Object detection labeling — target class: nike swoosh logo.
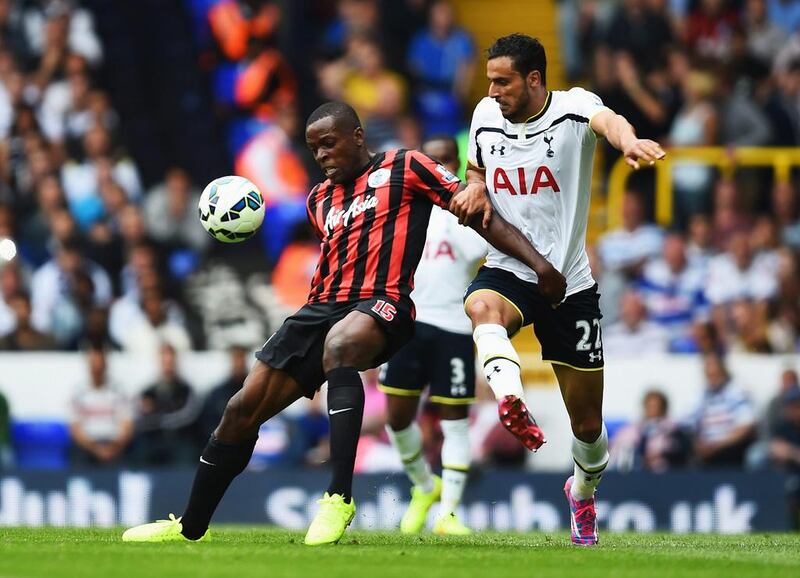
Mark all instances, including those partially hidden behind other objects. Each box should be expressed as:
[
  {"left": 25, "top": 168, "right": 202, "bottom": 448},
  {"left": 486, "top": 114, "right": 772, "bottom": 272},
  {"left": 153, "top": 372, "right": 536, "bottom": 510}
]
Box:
[
  {"left": 199, "top": 457, "right": 216, "bottom": 466},
  {"left": 328, "top": 407, "right": 354, "bottom": 415}
]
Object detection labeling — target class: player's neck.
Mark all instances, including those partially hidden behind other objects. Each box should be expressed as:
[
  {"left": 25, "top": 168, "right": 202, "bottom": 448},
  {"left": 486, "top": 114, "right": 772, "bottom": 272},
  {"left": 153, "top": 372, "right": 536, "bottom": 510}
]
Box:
[{"left": 511, "top": 89, "right": 550, "bottom": 125}]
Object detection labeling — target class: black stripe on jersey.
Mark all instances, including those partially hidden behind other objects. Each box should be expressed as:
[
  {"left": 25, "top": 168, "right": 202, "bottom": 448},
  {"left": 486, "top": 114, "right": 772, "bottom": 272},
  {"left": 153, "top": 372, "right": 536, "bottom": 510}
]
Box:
[
  {"left": 409, "top": 156, "right": 454, "bottom": 206},
  {"left": 475, "top": 134, "right": 484, "bottom": 168},
  {"left": 398, "top": 195, "right": 433, "bottom": 300},
  {"left": 347, "top": 152, "right": 385, "bottom": 301},
  {"left": 312, "top": 182, "right": 335, "bottom": 298},
  {"left": 373, "top": 149, "right": 407, "bottom": 296},
  {"left": 326, "top": 180, "right": 356, "bottom": 298},
  {"left": 475, "top": 113, "right": 589, "bottom": 141}
]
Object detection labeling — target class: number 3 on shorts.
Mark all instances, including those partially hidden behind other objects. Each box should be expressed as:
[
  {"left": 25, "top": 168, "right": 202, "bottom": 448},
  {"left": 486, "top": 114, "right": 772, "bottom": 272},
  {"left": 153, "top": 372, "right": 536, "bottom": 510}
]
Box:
[{"left": 575, "top": 318, "right": 602, "bottom": 351}]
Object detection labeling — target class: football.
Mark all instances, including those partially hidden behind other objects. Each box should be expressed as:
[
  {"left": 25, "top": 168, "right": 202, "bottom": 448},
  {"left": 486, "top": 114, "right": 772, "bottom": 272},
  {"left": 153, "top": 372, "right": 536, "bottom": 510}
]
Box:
[{"left": 198, "top": 175, "right": 265, "bottom": 243}]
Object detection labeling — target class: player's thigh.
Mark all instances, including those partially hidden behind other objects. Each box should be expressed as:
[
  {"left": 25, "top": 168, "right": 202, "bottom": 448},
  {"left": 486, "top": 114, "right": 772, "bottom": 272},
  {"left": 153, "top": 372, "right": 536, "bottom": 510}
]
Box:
[
  {"left": 428, "top": 327, "right": 476, "bottom": 407},
  {"left": 323, "top": 310, "right": 388, "bottom": 370},
  {"left": 216, "top": 360, "right": 305, "bottom": 442},
  {"left": 552, "top": 364, "right": 604, "bottom": 441},
  {"left": 464, "top": 267, "right": 535, "bottom": 335},
  {"left": 323, "top": 296, "right": 415, "bottom": 371},
  {"left": 532, "top": 284, "right": 605, "bottom": 372}
]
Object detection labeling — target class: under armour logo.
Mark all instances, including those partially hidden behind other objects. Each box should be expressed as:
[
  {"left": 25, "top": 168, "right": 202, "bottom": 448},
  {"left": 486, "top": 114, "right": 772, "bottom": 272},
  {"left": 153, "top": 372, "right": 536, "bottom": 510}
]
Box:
[
  {"left": 490, "top": 144, "right": 505, "bottom": 156},
  {"left": 589, "top": 351, "right": 603, "bottom": 363},
  {"left": 486, "top": 365, "right": 501, "bottom": 382},
  {"left": 544, "top": 135, "right": 554, "bottom": 158}
]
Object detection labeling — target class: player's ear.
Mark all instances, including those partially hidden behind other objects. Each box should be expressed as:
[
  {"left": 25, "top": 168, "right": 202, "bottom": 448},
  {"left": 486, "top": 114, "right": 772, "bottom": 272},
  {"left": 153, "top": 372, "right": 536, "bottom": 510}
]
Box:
[
  {"left": 353, "top": 126, "right": 365, "bottom": 147},
  {"left": 527, "top": 70, "right": 540, "bottom": 89}
]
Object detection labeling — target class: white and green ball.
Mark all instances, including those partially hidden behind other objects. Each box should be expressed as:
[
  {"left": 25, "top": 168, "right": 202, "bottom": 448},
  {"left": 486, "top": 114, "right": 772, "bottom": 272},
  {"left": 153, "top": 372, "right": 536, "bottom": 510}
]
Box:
[{"left": 198, "top": 175, "right": 265, "bottom": 243}]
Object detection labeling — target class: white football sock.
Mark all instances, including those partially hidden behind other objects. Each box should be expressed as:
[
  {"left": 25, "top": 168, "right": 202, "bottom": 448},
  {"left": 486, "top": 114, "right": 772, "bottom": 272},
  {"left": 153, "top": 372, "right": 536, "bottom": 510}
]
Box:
[
  {"left": 386, "top": 423, "right": 434, "bottom": 493},
  {"left": 570, "top": 423, "right": 609, "bottom": 501},
  {"left": 440, "top": 418, "right": 470, "bottom": 515},
  {"left": 473, "top": 324, "right": 525, "bottom": 401}
]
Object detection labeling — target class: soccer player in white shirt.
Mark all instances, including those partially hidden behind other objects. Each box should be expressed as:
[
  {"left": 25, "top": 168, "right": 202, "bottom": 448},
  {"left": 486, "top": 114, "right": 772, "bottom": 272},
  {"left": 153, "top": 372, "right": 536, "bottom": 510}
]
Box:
[
  {"left": 380, "top": 136, "right": 487, "bottom": 536},
  {"left": 450, "top": 34, "right": 666, "bottom": 546}
]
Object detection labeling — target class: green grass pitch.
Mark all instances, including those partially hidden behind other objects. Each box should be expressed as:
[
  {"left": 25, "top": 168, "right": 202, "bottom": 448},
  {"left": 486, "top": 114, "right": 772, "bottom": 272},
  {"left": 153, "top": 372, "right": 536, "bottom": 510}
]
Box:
[{"left": 1, "top": 528, "right": 798, "bottom": 578}]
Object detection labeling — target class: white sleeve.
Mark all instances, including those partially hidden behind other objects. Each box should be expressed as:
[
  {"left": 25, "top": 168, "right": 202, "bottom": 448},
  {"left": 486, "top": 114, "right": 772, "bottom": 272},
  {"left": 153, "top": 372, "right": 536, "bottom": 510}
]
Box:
[
  {"left": 567, "top": 87, "right": 609, "bottom": 123},
  {"left": 467, "top": 98, "right": 493, "bottom": 169}
]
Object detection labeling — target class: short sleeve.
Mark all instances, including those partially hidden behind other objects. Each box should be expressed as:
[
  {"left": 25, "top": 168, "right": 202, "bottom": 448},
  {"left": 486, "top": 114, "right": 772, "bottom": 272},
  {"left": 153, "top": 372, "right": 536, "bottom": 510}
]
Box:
[
  {"left": 467, "top": 98, "right": 494, "bottom": 170},
  {"left": 406, "top": 150, "right": 461, "bottom": 209},
  {"left": 568, "top": 87, "right": 609, "bottom": 123}
]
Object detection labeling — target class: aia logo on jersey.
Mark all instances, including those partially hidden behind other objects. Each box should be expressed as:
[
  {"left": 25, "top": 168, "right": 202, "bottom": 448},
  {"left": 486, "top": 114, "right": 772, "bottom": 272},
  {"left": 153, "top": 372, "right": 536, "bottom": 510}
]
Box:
[
  {"left": 493, "top": 166, "right": 561, "bottom": 196},
  {"left": 324, "top": 194, "right": 379, "bottom": 234}
]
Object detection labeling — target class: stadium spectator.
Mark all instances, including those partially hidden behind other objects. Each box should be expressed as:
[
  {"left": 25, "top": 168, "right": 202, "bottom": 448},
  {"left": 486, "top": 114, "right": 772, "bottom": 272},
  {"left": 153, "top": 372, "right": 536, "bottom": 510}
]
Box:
[
  {"left": 0, "top": 387, "right": 11, "bottom": 469},
  {"left": 135, "top": 343, "right": 201, "bottom": 465},
  {"left": 340, "top": 34, "right": 407, "bottom": 150},
  {"left": 0, "top": 259, "right": 23, "bottom": 336},
  {"left": 667, "top": 68, "right": 718, "bottom": 227},
  {"left": 69, "top": 346, "right": 133, "bottom": 465},
  {"left": 61, "top": 124, "right": 142, "bottom": 230},
  {"left": 110, "top": 278, "right": 191, "bottom": 354},
  {"left": 744, "top": 0, "right": 787, "bottom": 66},
  {"left": 637, "top": 233, "right": 708, "bottom": 351},
  {"left": 766, "top": 0, "right": 800, "bottom": 36},
  {"left": 598, "top": 189, "right": 664, "bottom": 275},
  {"left": 764, "top": 369, "right": 800, "bottom": 439},
  {"left": 705, "top": 231, "right": 778, "bottom": 348},
  {"left": 769, "top": 384, "right": 800, "bottom": 529},
  {"left": 603, "top": 289, "right": 671, "bottom": 356},
  {"left": 30, "top": 239, "right": 111, "bottom": 340},
  {"left": 0, "top": 292, "right": 56, "bottom": 350},
  {"left": 321, "top": 0, "right": 380, "bottom": 54},
  {"left": 199, "top": 345, "right": 250, "bottom": 440},
  {"left": 689, "top": 352, "right": 757, "bottom": 468},
  {"left": 610, "top": 389, "right": 691, "bottom": 472},
  {"left": 685, "top": 0, "right": 740, "bottom": 60},
  {"left": 772, "top": 181, "right": 800, "bottom": 250},
  {"left": 143, "top": 167, "right": 208, "bottom": 253},
  {"left": 684, "top": 213, "right": 715, "bottom": 267},
  {"left": 406, "top": 0, "right": 476, "bottom": 136},
  {"left": 603, "top": 0, "right": 675, "bottom": 74}
]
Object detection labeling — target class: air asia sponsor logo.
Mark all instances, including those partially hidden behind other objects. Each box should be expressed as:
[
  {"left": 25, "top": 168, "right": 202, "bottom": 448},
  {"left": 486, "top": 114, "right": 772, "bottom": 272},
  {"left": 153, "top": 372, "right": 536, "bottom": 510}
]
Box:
[
  {"left": 493, "top": 166, "right": 560, "bottom": 196},
  {"left": 324, "top": 195, "right": 379, "bottom": 234}
]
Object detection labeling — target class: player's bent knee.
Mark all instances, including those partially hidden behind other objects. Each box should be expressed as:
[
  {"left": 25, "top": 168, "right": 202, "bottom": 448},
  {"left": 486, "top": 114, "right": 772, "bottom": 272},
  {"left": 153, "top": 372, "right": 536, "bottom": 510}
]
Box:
[
  {"left": 465, "top": 296, "right": 505, "bottom": 326},
  {"left": 572, "top": 416, "right": 603, "bottom": 443},
  {"left": 323, "top": 332, "right": 369, "bottom": 371}
]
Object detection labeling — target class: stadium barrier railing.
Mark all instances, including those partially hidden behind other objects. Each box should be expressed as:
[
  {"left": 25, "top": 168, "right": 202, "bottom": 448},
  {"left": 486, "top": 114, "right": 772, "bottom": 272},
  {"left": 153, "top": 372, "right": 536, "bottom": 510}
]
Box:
[{"left": 606, "top": 147, "right": 800, "bottom": 229}]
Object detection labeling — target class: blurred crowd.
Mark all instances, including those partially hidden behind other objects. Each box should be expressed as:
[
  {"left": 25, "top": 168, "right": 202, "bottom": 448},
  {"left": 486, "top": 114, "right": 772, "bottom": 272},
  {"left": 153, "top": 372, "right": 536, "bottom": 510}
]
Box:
[{"left": 0, "top": 1, "right": 799, "bottom": 525}]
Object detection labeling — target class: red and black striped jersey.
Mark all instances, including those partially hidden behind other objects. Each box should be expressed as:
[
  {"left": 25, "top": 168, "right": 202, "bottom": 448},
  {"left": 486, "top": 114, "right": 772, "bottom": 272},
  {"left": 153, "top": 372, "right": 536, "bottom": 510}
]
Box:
[{"left": 305, "top": 149, "right": 460, "bottom": 305}]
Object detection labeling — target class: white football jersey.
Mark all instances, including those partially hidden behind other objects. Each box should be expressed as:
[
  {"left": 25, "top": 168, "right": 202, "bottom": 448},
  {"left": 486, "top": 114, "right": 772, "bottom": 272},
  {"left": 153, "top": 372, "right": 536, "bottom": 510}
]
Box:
[
  {"left": 411, "top": 206, "right": 487, "bottom": 334},
  {"left": 468, "top": 88, "right": 608, "bottom": 297}
]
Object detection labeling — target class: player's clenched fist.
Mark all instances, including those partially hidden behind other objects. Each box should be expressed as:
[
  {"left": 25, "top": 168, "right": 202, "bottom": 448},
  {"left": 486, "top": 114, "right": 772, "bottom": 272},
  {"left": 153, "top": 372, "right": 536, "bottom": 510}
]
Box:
[
  {"left": 535, "top": 261, "right": 567, "bottom": 306},
  {"left": 449, "top": 183, "right": 493, "bottom": 228}
]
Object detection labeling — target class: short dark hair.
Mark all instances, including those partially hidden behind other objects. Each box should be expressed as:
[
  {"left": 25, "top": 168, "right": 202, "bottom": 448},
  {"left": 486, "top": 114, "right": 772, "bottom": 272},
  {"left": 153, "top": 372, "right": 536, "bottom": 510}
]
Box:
[
  {"left": 422, "top": 133, "right": 458, "bottom": 151},
  {"left": 306, "top": 101, "right": 362, "bottom": 132},
  {"left": 487, "top": 33, "right": 547, "bottom": 85}
]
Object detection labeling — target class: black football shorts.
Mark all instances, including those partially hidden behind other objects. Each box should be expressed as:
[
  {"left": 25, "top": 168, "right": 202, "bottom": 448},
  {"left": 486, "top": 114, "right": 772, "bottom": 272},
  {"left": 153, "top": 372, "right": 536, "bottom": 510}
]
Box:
[
  {"left": 256, "top": 296, "right": 414, "bottom": 396},
  {"left": 379, "top": 321, "right": 476, "bottom": 405},
  {"left": 464, "top": 266, "right": 604, "bottom": 371}
]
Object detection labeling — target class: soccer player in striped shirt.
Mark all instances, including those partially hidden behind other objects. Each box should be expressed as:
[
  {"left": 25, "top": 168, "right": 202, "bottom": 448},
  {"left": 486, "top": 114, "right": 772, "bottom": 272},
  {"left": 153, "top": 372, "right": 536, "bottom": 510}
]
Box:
[{"left": 122, "top": 101, "right": 566, "bottom": 546}]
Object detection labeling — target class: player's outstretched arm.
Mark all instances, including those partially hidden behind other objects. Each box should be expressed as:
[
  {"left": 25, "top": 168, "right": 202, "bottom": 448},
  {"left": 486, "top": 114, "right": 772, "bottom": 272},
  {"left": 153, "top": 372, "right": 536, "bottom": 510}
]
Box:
[
  {"left": 590, "top": 109, "right": 666, "bottom": 170},
  {"left": 469, "top": 211, "right": 566, "bottom": 306}
]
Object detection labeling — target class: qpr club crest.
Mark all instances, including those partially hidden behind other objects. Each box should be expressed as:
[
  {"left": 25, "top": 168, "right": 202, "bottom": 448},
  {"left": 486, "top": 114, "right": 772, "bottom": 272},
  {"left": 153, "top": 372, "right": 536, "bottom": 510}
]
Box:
[{"left": 368, "top": 168, "right": 391, "bottom": 187}]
